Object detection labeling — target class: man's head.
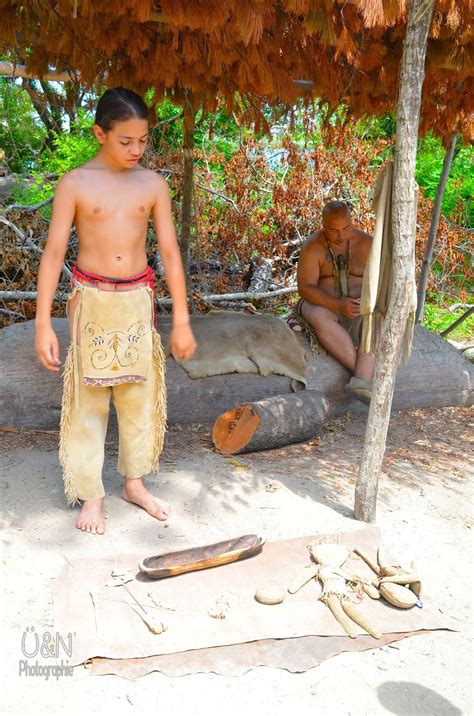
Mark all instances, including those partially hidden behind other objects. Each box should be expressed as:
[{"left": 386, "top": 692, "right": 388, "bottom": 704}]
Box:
[{"left": 322, "top": 201, "right": 352, "bottom": 246}]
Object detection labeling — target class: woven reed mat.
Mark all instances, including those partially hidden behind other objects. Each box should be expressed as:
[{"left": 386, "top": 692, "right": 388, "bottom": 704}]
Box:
[{"left": 53, "top": 527, "right": 453, "bottom": 676}]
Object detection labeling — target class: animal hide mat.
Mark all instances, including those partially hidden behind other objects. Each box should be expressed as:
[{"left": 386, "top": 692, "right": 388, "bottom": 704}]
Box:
[{"left": 53, "top": 527, "right": 453, "bottom": 678}]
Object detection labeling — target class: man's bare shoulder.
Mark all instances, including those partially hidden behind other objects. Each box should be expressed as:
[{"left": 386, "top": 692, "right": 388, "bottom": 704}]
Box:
[
  {"left": 300, "top": 229, "right": 326, "bottom": 256},
  {"left": 352, "top": 227, "right": 372, "bottom": 245}
]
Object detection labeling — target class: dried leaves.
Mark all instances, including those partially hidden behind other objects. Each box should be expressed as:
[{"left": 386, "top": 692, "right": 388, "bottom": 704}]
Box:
[
  {"left": 0, "top": 119, "right": 470, "bottom": 327},
  {"left": 0, "top": 0, "right": 472, "bottom": 139}
]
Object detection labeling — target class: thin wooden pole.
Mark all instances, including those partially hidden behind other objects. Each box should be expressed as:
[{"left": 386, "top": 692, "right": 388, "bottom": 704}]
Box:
[
  {"left": 0, "top": 61, "right": 71, "bottom": 82},
  {"left": 180, "top": 98, "right": 195, "bottom": 280},
  {"left": 416, "top": 132, "right": 457, "bottom": 323},
  {"left": 354, "top": 0, "right": 435, "bottom": 523},
  {"left": 439, "top": 306, "right": 474, "bottom": 337}
]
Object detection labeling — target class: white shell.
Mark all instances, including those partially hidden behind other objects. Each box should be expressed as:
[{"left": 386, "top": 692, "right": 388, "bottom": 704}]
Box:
[{"left": 255, "top": 586, "right": 286, "bottom": 605}]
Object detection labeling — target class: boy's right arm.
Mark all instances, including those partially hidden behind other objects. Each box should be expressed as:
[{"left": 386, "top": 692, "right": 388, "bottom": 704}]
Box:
[{"left": 35, "top": 174, "right": 77, "bottom": 371}]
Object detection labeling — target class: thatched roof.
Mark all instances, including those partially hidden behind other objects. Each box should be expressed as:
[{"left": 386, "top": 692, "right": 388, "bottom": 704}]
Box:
[{"left": 1, "top": 1, "right": 472, "bottom": 140}]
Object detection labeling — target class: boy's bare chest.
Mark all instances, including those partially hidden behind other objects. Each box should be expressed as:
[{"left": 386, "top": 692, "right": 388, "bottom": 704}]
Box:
[{"left": 76, "top": 182, "right": 153, "bottom": 222}]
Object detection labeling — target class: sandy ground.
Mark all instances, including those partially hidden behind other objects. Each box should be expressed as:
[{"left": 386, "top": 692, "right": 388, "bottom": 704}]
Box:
[{"left": 1, "top": 406, "right": 472, "bottom": 715}]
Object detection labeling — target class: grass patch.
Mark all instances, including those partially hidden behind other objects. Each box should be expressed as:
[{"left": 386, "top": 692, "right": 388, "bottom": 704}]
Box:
[{"left": 422, "top": 303, "right": 473, "bottom": 342}]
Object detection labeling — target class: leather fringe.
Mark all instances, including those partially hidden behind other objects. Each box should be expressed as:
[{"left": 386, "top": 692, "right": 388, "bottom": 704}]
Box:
[
  {"left": 150, "top": 328, "right": 167, "bottom": 472},
  {"left": 58, "top": 345, "right": 79, "bottom": 506}
]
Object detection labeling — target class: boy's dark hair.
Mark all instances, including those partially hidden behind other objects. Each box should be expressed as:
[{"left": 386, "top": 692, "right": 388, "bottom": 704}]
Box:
[{"left": 95, "top": 87, "right": 148, "bottom": 131}]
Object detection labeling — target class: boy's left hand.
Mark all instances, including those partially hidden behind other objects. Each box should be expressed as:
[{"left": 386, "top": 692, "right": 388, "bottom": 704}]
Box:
[{"left": 170, "top": 323, "right": 197, "bottom": 361}]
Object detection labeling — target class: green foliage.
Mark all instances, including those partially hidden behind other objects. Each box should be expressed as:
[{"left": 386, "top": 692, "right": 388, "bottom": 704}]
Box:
[
  {"left": 12, "top": 176, "right": 55, "bottom": 218},
  {"left": 12, "top": 112, "right": 97, "bottom": 216},
  {"left": 197, "top": 108, "right": 241, "bottom": 159},
  {"left": 358, "top": 113, "right": 396, "bottom": 140},
  {"left": 353, "top": 117, "right": 472, "bottom": 228},
  {"left": 422, "top": 302, "right": 473, "bottom": 342},
  {"left": 151, "top": 97, "right": 184, "bottom": 148},
  {"left": 38, "top": 111, "right": 97, "bottom": 174},
  {"left": 150, "top": 98, "right": 242, "bottom": 173},
  {"left": 416, "top": 133, "right": 473, "bottom": 228},
  {"left": 0, "top": 78, "right": 46, "bottom": 173}
]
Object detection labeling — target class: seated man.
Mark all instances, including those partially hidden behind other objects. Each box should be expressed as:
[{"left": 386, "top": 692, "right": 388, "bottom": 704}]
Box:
[{"left": 295, "top": 200, "right": 375, "bottom": 402}]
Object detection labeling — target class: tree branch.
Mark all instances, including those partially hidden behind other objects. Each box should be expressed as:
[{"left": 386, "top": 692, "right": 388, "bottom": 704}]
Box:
[
  {"left": 4, "top": 198, "right": 53, "bottom": 213},
  {"left": 439, "top": 307, "right": 474, "bottom": 337},
  {"left": 0, "top": 286, "right": 298, "bottom": 304},
  {"left": 0, "top": 61, "right": 72, "bottom": 83},
  {"left": 354, "top": 0, "right": 436, "bottom": 523},
  {"left": 0, "top": 216, "right": 72, "bottom": 278}
]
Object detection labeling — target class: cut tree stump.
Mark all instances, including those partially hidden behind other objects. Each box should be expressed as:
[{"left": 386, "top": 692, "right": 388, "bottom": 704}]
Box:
[{"left": 212, "top": 391, "right": 329, "bottom": 455}]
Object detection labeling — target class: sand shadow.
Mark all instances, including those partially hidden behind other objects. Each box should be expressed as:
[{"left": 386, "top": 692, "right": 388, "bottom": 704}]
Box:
[{"left": 377, "top": 680, "right": 462, "bottom": 715}]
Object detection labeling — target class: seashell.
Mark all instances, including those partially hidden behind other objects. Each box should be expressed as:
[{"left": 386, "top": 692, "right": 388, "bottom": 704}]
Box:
[
  {"left": 255, "top": 586, "right": 286, "bottom": 605},
  {"left": 379, "top": 582, "right": 418, "bottom": 609}
]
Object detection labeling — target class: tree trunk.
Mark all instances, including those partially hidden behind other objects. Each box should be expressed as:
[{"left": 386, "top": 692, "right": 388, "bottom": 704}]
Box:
[
  {"left": 354, "top": 0, "right": 435, "bottom": 523},
  {"left": 23, "top": 79, "right": 63, "bottom": 148},
  {"left": 180, "top": 99, "right": 195, "bottom": 280},
  {"left": 1, "top": 319, "right": 472, "bottom": 430},
  {"left": 212, "top": 391, "right": 328, "bottom": 455},
  {"left": 416, "top": 132, "right": 457, "bottom": 323}
]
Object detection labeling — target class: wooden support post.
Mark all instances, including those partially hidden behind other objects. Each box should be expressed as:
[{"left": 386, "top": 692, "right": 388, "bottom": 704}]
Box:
[
  {"left": 180, "top": 97, "right": 195, "bottom": 280},
  {"left": 354, "top": 0, "right": 436, "bottom": 523},
  {"left": 416, "top": 132, "right": 457, "bottom": 323}
]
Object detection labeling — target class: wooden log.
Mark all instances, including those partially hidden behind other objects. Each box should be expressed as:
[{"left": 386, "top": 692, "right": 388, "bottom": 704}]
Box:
[
  {"left": 0, "top": 318, "right": 296, "bottom": 429},
  {"left": 212, "top": 391, "right": 329, "bottom": 455},
  {"left": 0, "top": 319, "right": 472, "bottom": 429}
]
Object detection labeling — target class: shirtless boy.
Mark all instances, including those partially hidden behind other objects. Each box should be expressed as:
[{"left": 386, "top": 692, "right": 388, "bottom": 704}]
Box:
[
  {"left": 296, "top": 200, "right": 375, "bottom": 399},
  {"left": 35, "top": 87, "right": 196, "bottom": 534}
]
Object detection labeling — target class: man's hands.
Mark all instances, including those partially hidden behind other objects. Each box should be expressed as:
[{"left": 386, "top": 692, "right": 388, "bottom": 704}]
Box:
[
  {"left": 170, "top": 323, "right": 197, "bottom": 361},
  {"left": 35, "top": 323, "right": 61, "bottom": 371},
  {"left": 338, "top": 297, "right": 361, "bottom": 319}
]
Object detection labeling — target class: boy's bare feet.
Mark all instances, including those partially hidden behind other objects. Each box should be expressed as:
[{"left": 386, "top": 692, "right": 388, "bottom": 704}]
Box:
[
  {"left": 123, "top": 478, "right": 170, "bottom": 521},
  {"left": 76, "top": 498, "right": 105, "bottom": 534}
]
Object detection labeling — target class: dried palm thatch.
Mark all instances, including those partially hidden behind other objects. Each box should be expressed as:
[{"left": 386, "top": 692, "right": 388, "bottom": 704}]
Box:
[{"left": 0, "top": 1, "right": 472, "bottom": 139}]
